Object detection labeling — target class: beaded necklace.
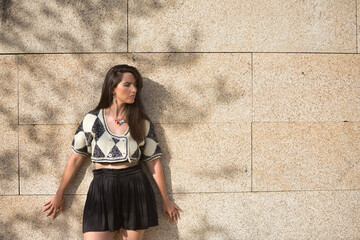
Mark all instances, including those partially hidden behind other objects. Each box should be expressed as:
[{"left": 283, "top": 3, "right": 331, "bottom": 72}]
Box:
[{"left": 110, "top": 107, "right": 126, "bottom": 126}]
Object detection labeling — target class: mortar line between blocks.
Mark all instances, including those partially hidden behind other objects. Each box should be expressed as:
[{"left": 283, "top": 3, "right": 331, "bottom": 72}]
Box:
[
  {"left": 4, "top": 188, "right": 360, "bottom": 197},
  {"left": 251, "top": 53, "right": 254, "bottom": 123},
  {"left": 251, "top": 122, "right": 253, "bottom": 192},
  {"left": 17, "top": 56, "right": 20, "bottom": 195},
  {"left": 250, "top": 53, "right": 254, "bottom": 192},
  {"left": 19, "top": 121, "right": 360, "bottom": 126},
  {"left": 356, "top": 0, "right": 358, "bottom": 53},
  {"left": 0, "top": 51, "right": 359, "bottom": 55},
  {"left": 127, "top": 0, "right": 129, "bottom": 53}
]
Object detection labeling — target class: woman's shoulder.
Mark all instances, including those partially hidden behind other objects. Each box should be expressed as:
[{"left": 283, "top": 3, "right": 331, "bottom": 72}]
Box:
[
  {"left": 143, "top": 119, "right": 153, "bottom": 132},
  {"left": 143, "top": 118, "right": 150, "bottom": 126},
  {"left": 86, "top": 108, "right": 101, "bottom": 117},
  {"left": 81, "top": 109, "right": 102, "bottom": 129}
]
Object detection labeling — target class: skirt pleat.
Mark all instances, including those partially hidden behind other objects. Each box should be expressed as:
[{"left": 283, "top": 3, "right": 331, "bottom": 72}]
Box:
[{"left": 82, "top": 164, "right": 158, "bottom": 233}]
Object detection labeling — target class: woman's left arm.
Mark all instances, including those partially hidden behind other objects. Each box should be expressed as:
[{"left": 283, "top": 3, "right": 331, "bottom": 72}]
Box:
[{"left": 145, "top": 158, "right": 182, "bottom": 223}]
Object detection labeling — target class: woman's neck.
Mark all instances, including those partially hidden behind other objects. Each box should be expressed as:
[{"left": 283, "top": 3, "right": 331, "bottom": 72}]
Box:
[{"left": 109, "top": 102, "right": 126, "bottom": 118}]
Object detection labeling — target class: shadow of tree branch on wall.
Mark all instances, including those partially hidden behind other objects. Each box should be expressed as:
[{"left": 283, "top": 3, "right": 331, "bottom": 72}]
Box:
[
  {"left": 0, "top": 0, "right": 128, "bottom": 53},
  {"left": 187, "top": 215, "right": 237, "bottom": 240},
  {"left": 0, "top": 195, "right": 84, "bottom": 239},
  {"left": 0, "top": 0, "right": 250, "bottom": 239}
]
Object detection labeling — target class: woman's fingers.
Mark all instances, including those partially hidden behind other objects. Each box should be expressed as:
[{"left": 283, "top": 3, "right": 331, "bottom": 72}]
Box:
[
  {"left": 175, "top": 204, "right": 183, "bottom": 212},
  {"left": 175, "top": 211, "right": 180, "bottom": 222},
  {"left": 44, "top": 196, "right": 63, "bottom": 219},
  {"left": 176, "top": 210, "right": 180, "bottom": 221},
  {"left": 167, "top": 209, "right": 180, "bottom": 223},
  {"left": 167, "top": 210, "right": 174, "bottom": 222},
  {"left": 173, "top": 211, "right": 180, "bottom": 223},
  {"left": 163, "top": 201, "right": 182, "bottom": 223},
  {"left": 52, "top": 208, "right": 57, "bottom": 219},
  {"left": 47, "top": 206, "right": 54, "bottom": 216},
  {"left": 43, "top": 203, "right": 51, "bottom": 212}
]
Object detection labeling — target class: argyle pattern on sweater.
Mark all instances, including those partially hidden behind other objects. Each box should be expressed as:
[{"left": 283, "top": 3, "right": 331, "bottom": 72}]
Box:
[{"left": 72, "top": 109, "right": 162, "bottom": 163}]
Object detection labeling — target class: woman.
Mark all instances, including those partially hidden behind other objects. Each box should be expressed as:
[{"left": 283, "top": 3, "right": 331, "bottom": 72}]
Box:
[{"left": 43, "top": 64, "right": 182, "bottom": 240}]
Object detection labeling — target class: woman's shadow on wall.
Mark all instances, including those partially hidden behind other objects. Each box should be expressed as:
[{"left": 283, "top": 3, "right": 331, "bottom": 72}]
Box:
[{"left": 140, "top": 78, "right": 180, "bottom": 240}]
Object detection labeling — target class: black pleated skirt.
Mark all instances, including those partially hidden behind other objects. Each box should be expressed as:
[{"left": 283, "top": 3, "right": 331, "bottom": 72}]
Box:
[{"left": 82, "top": 164, "right": 158, "bottom": 233}]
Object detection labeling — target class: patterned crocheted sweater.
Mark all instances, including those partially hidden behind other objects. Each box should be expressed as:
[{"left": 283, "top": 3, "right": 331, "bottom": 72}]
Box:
[{"left": 72, "top": 109, "right": 162, "bottom": 163}]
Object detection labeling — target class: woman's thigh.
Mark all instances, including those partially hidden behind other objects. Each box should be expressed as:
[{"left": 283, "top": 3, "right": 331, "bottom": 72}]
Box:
[
  {"left": 84, "top": 231, "right": 118, "bottom": 240},
  {"left": 118, "top": 229, "right": 145, "bottom": 240}
]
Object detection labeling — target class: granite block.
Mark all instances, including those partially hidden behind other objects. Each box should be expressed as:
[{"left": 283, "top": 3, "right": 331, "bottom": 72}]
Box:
[
  {"left": 19, "top": 124, "right": 93, "bottom": 194},
  {"left": 146, "top": 122, "right": 251, "bottom": 193},
  {"left": 18, "top": 54, "right": 133, "bottom": 124},
  {"left": 19, "top": 53, "right": 252, "bottom": 124},
  {"left": 135, "top": 53, "right": 252, "bottom": 123},
  {"left": 0, "top": 0, "right": 127, "bottom": 53},
  {"left": 19, "top": 121, "right": 250, "bottom": 195},
  {"left": 0, "top": 125, "right": 18, "bottom": 195},
  {"left": 1, "top": 191, "right": 359, "bottom": 239},
  {"left": 19, "top": 55, "right": 78, "bottom": 124},
  {"left": 253, "top": 122, "right": 360, "bottom": 191},
  {"left": 129, "top": 0, "right": 356, "bottom": 52},
  {"left": 148, "top": 191, "right": 360, "bottom": 239},
  {"left": 253, "top": 53, "right": 360, "bottom": 122},
  {"left": 0, "top": 55, "right": 17, "bottom": 125}
]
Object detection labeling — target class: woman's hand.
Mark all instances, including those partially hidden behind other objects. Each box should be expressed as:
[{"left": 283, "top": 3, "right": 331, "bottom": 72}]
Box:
[
  {"left": 42, "top": 153, "right": 84, "bottom": 219},
  {"left": 43, "top": 194, "right": 64, "bottom": 219},
  {"left": 162, "top": 199, "right": 183, "bottom": 223},
  {"left": 145, "top": 158, "right": 183, "bottom": 223}
]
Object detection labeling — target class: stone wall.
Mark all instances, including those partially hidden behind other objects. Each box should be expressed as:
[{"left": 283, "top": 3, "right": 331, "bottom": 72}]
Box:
[{"left": 0, "top": 0, "right": 359, "bottom": 239}]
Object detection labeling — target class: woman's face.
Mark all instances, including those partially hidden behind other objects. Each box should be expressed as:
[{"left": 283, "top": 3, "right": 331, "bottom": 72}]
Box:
[{"left": 113, "top": 72, "right": 137, "bottom": 105}]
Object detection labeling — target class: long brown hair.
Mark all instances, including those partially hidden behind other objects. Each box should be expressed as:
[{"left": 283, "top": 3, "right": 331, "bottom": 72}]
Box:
[{"left": 95, "top": 64, "right": 150, "bottom": 142}]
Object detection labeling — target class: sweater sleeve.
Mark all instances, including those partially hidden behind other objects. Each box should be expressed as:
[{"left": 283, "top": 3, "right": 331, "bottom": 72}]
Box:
[
  {"left": 71, "top": 116, "right": 94, "bottom": 157},
  {"left": 140, "top": 120, "right": 162, "bottom": 162}
]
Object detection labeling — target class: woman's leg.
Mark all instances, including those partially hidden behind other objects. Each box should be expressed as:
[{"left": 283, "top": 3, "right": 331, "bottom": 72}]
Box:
[
  {"left": 118, "top": 229, "right": 145, "bottom": 240},
  {"left": 84, "top": 231, "right": 118, "bottom": 240}
]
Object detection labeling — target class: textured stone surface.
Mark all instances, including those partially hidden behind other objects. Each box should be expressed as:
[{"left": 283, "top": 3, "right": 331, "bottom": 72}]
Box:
[
  {"left": 0, "top": 56, "right": 18, "bottom": 195},
  {"left": 19, "top": 53, "right": 252, "bottom": 124},
  {"left": 1, "top": 0, "right": 359, "bottom": 239},
  {"left": 0, "top": 0, "right": 127, "bottom": 53},
  {"left": 0, "top": 195, "right": 85, "bottom": 240},
  {"left": 253, "top": 53, "right": 360, "bottom": 122},
  {"left": 253, "top": 122, "right": 360, "bottom": 191},
  {"left": 2, "top": 191, "right": 359, "bottom": 239},
  {"left": 19, "top": 124, "right": 93, "bottom": 194},
  {"left": 19, "top": 55, "right": 80, "bottom": 124},
  {"left": 129, "top": 0, "right": 356, "bottom": 52},
  {"left": 18, "top": 54, "right": 134, "bottom": 124},
  {"left": 18, "top": 121, "right": 250, "bottom": 195},
  {"left": 136, "top": 53, "right": 252, "bottom": 123},
  {"left": 146, "top": 122, "right": 251, "bottom": 193},
  {"left": 0, "top": 55, "right": 17, "bottom": 125},
  {"left": 172, "top": 191, "right": 360, "bottom": 240},
  {"left": 0, "top": 125, "right": 18, "bottom": 195}
]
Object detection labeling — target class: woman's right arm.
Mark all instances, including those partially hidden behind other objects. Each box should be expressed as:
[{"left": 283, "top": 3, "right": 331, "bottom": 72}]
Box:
[{"left": 43, "top": 152, "right": 85, "bottom": 219}]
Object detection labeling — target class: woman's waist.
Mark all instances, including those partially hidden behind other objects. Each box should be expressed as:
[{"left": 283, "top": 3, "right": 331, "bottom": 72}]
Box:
[
  {"left": 92, "top": 163, "right": 142, "bottom": 177},
  {"left": 94, "top": 161, "right": 138, "bottom": 170}
]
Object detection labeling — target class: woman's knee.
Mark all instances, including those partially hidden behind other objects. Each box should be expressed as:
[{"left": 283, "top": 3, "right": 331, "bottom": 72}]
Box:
[
  {"left": 119, "top": 229, "right": 145, "bottom": 240},
  {"left": 83, "top": 231, "right": 118, "bottom": 240}
]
